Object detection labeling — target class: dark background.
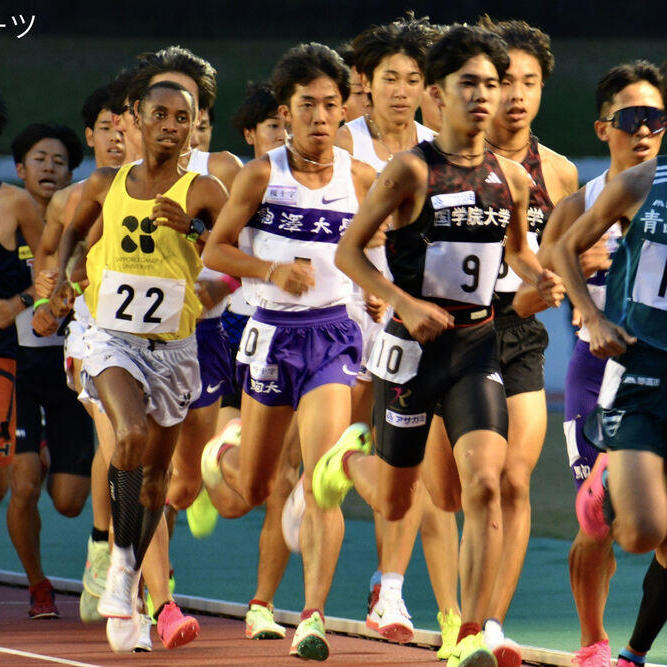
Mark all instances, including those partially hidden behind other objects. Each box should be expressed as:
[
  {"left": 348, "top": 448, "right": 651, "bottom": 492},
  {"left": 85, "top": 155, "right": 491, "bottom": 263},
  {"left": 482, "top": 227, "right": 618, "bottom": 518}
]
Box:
[{"left": 1, "top": 1, "right": 665, "bottom": 159}]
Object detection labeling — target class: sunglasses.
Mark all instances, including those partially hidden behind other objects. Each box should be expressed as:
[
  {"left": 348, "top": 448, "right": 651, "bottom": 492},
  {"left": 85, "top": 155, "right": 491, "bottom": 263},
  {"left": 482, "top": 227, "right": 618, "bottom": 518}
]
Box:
[{"left": 601, "top": 106, "right": 666, "bottom": 135}]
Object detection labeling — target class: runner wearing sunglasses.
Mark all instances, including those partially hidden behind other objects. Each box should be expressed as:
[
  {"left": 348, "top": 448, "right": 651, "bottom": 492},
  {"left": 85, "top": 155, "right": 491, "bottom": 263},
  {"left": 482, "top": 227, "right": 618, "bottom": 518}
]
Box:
[{"left": 514, "top": 60, "right": 666, "bottom": 667}]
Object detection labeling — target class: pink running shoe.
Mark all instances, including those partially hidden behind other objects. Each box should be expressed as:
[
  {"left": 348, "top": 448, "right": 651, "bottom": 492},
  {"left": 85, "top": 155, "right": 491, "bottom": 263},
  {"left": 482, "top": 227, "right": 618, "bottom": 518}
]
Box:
[
  {"left": 157, "top": 601, "right": 200, "bottom": 649},
  {"left": 576, "top": 454, "right": 610, "bottom": 540},
  {"left": 573, "top": 639, "right": 611, "bottom": 667}
]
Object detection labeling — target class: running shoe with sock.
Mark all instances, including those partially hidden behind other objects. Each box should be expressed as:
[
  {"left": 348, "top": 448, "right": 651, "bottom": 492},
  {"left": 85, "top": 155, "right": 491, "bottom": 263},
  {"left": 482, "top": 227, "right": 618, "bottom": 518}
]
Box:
[
  {"left": 483, "top": 619, "right": 522, "bottom": 667},
  {"left": 448, "top": 632, "right": 497, "bottom": 667},
  {"left": 573, "top": 639, "right": 612, "bottom": 667},
  {"left": 28, "top": 578, "right": 59, "bottom": 619},
  {"left": 290, "top": 611, "right": 329, "bottom": 661},
  {"left": 437, "top": 609, "right": 463, "bottom": 660},
  {"left": 312, "top": 423, "right": 372, "bottom": 509},
  {"left": 245, "top": 601, "right": 286, "bottom": 639},
  {"left": 576, "top": 453, "right": 611, "bottom": 540},
  {"left": 186, "top": 486, "right": 219, "bottom": 539},
  {"left": 97, "top": 547, "right": 141, "bottom": 619},
  {"left": 82, "top": 537, "right": 110, "bottom": 597},
  {"left": 201, "top": 418, "right": 242, "bottom": 488},
  {"left": 157, "top": 601, "right": 200, "bottom": 649},
  {"left": 366, "top": 586, "right": 414, "bottom": 643},
  {"left": 281, "top": 474, "right": 305, "bottom": 554},
  {"left": 617, "top": 650, "right": 645, "bottom": 667}
]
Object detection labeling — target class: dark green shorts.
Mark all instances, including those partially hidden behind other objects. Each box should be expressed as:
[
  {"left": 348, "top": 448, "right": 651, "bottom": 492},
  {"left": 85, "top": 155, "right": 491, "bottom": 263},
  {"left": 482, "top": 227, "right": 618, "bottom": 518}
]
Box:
[{"left": 585, "top": 342, "right": 667, "bottom": 457}]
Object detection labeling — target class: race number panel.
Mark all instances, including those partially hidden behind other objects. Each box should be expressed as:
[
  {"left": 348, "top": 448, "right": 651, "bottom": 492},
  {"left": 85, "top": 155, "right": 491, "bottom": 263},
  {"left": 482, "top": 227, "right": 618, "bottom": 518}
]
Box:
[
  {"left": 95, "top": 270, "right": 185, "bottom": 334},
  {"left": 632, "top": 240, "right": 667, "bottom": 311},
  {"left": 494, "top": 231, "right": 539, "bottom": 293},
  {"left": 236, "top": 319, "right": 277, "bottom": 366},
  {"left": 366, "top": 331, "right": 422, "bottom": 384},
  {"left": 422, "top": 240, "right": 502, "bottom": 306}
]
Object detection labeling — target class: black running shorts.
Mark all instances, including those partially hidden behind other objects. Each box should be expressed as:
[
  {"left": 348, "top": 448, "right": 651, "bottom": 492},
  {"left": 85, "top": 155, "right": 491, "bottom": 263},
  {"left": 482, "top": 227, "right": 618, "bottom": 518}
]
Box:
[{"left": 372, "top": 320, "right": 508, "bottom": 468}]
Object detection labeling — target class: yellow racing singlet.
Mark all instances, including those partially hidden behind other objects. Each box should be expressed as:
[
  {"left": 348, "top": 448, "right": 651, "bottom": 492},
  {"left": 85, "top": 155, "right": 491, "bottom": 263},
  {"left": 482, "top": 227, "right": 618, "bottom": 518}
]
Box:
[{"left": 85, "top": 163, "right": 203, "bottom": 340}]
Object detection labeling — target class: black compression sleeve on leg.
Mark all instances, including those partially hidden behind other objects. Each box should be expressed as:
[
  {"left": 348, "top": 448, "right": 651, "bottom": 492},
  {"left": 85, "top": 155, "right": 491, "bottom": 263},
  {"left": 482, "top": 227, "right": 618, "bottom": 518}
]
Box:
[
  {"left": 628, "top": 556, "right": 667, "bottom": 654},
  {"left": 132, "top": 503, "right": 163, "bottom": 570},
  {"left": 108, "top": 465, "right": 143, "bottom": 552}
]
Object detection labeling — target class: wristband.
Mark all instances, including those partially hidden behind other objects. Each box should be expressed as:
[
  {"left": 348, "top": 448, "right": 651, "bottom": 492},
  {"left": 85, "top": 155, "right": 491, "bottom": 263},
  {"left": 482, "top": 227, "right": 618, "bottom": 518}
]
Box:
[
  {"left": 264, "top": 261, "right": 280, "bottom": 283},
  {"left": 220, "top": 274, "right": 241, "bottom": 294},
  {"left": 33, "top": 298, "right": 50, "bottom": 311},
  {"left": 70, "top": 281, "right": 83, "bottom": 295}
]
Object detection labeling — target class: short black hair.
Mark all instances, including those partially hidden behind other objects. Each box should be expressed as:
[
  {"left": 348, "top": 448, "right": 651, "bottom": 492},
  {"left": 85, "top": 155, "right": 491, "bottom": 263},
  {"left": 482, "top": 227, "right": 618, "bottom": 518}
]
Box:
[
  {"left": 11, "top": 123, "right": 83, "bottom": 170},
  {"left": 138, "top": 80, "right": 196, "bottom": 116},
  {"left": 425, "top": 24, "right": 510, "bottom": 87},
  {"left": 81, "top": 85, "right": 114, "bottom": 130},
  {"left": 0, "top": 91, "right": 7, "bottom": 137},
  {"left": 205, "top": 105, "right": 215, "bottom": 126},
  {"left": 352, "top": 12, "right": 440, "bottom": 83},
  {"left": 271, "top": 42, "right": 350, "bottom": 107},
  {"left": 478, "top": 17, "right": 555, "bottom": 81},
  {"left": 596, "top": 60, "right": 664, "bottom": 116},
  {"left": 108, "top": 65, "right": 141, "bottom": 114},
  {"left": 336, "top": 42, "right": 356, "bottom": 70},
  {"left": 232, "top": 82, "right": 278, "bottom": 135},
  {"left": 128, "top": 45, "right": 217, "bottom": 111}
]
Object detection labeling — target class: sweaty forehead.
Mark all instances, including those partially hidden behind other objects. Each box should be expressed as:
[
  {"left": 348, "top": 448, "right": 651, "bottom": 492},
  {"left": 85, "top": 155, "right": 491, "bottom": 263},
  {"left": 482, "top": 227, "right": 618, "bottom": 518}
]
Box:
[
  {"left": 145, "top": 85, "right": 194, "bottom": 114},
  {"left": 609, "top": 81, "right": 664, "bottom": 113},
  {"left": 150, "top": 71, "right": 199, "bottom": 108}
]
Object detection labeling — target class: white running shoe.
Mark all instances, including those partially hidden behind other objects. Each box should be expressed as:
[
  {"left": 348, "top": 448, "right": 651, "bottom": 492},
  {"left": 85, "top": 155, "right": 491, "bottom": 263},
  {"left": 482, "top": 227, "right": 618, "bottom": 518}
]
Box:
[
  {"left": 484, "top": 619, "right": 521, "bottom": 667},
  {"left": 281, "top": 475, "right": 305, "bottom": 554},
  {"left": 201, "top": 418, "right": 241, "bottom": 488},
  {"left": 134, "top": 611, "right": 153, "bottom": 652},
  {"left": 368, "top": 588, "right": 414, "bottom": 644},
  {"left": 106, "top": 599, "right": 152, "bottom": 653},
  {"left": 98, "top": 557, "right": 141, "bottom": 619}
]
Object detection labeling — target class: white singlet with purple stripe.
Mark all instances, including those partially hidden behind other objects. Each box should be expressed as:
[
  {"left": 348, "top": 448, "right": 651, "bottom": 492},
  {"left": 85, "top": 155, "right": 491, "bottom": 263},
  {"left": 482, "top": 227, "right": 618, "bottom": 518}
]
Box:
[
  {"left": 578, "top": 171, "right": 622, "bottom": 342},
  {"left": 238, "top": 145, "right": 358, "bottom": 311}
]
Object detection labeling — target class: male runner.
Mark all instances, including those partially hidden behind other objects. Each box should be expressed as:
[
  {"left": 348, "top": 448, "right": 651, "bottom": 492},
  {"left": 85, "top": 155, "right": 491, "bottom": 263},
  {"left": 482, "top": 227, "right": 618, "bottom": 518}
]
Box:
[
  {"left": 319, "top": 25, "right": 563, "bottom": 667},
  {"left": 51, "top": 81, "right": 225, "bottom": 652},
  {"left": 6, "top": 122, "right": 92, "bottom": 620},
  {"left": 201, "top": 42, "right": 377, "bottom": 661},
  {"left": 515, "top": 60, "right": 665, "bottom": 667},
  {"left": 0, "top": 94, "right": 44, "bottom": 504},
  {"left": 477, "top": 18, "right": 578, "bottom": 663},
  {"left": 551, "top": 98, "right": 667, "bottom": 667}
]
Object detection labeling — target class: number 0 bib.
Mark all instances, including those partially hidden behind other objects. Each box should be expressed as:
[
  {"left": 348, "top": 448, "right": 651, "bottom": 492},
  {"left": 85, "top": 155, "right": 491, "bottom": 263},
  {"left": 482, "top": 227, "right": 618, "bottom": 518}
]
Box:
[{"left": 95, "top": 270, "right": 185, "bottom": 335}]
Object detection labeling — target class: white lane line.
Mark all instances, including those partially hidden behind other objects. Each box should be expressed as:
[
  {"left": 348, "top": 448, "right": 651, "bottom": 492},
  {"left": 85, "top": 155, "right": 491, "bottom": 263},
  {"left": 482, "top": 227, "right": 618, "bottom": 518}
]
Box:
[{"left": 0, "top": 647, "right": 100, "bottom": 666}]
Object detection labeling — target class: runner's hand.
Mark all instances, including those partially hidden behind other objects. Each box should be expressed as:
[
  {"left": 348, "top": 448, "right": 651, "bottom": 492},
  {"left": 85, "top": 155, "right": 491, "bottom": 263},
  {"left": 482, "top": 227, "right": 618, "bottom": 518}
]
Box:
[
  {"left": 536, "top": 269, "right": 565, "bottom": 308},
  {"left": 398, "top": 295, "right": 453, "bottom": 343},
  {"left": 579, "top": 235, "right": 611, "bottom": 278},
  {"left": 587, "top": 315, "right": 636, "bottom": 359},
  {"left": 364, "top": 293, "right": 387, "bottom": 323},
  {"left": 35, "top": 269, "right": 58, "bottom": 299},
  {"left": 151, "top": 195, "right": 191, "bottom": 233},
  {"left": 32, "top": 304, "right": 59, "bottom": 337},
  {"left": 269, "top": 261, "right": 315, "bottom": 296},
  {"left": 49, "top": 280, "right": 75, "bottom": 318}
]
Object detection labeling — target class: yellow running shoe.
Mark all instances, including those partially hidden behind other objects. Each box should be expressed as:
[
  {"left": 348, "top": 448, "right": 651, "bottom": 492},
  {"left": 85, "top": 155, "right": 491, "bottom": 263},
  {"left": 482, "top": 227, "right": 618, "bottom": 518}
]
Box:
[
  {"left": 312, "top": 423, "right": 371, "bottom": 509},
  {"left": 289, "top": 612, "right": 329, "bottom": 661},
  {"left": 448, "top": 632, "right": 497, "bottom": 667},
  {"left": 245, "top": 603, "right": 286, "bottom": 639},
  {"left": 437, "top": 609, "right": 462, "bottom": 660},
  {"left": 186, "top": 487, "right": 218, "bottom": 539}
]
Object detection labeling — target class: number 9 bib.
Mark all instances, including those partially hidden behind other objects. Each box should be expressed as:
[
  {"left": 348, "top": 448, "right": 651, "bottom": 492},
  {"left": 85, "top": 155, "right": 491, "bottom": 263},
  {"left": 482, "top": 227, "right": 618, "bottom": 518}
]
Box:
[
  {"left": 95, "top": 269, "right": 185, "bottom": 334},
  {"left": 422, "top": 241, "right": 502, "bottom": 306}
]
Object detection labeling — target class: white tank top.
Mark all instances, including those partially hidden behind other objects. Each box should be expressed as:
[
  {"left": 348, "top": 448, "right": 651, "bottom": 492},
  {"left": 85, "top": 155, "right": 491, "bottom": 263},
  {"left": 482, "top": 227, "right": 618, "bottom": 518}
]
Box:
[
  {"left": 578, "top": 170, "right": 622, "bottom": 342},
  {"left": 186, "top": 149, "right": 251, "bottom": 317},
  {"left": 345, "top": 116, "right": 433, "bottom": 287},
  {"left": 238, "top": 145, "right": 358, "bottom": 311}
]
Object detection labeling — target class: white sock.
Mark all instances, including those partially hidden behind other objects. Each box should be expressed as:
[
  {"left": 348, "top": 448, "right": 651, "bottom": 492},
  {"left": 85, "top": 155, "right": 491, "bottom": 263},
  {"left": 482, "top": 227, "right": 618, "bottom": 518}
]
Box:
[{"left": 380, "top": 572, "right": 404, "bottom": 597}]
